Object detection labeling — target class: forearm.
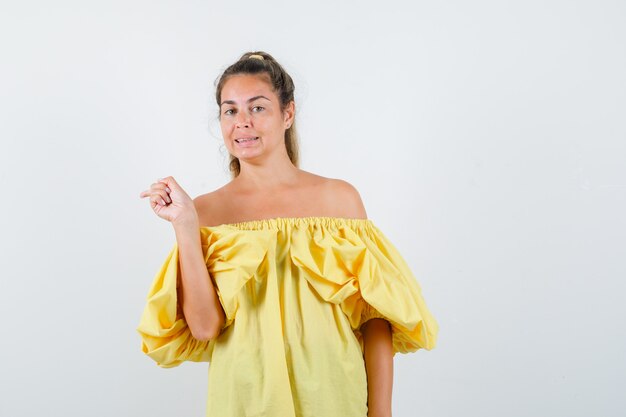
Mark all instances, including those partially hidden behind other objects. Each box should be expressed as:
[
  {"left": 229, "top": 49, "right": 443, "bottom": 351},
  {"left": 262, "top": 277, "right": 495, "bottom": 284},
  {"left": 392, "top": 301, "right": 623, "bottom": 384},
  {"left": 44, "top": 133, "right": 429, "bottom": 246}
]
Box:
[
  {"left": 362, "top": 318, "right": 394, "bottom": 417},
  {"left": 174, "top": 223, "right": 225, "bottom": 340}
]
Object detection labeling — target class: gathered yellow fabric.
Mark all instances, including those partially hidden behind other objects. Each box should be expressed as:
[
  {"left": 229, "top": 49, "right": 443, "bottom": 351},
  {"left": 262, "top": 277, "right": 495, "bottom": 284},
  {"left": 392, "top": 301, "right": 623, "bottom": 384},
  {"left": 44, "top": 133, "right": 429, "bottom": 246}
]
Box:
[{"left": 136, "top": 217, "right": 439, "bottom": 417}]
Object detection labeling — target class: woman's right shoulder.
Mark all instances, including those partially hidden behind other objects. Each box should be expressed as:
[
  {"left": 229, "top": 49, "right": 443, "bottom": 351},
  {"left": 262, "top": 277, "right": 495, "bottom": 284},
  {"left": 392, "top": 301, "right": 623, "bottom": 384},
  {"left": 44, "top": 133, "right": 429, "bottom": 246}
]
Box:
[{"left": 193, "top": 184, "right": 232, "bottom": 227}]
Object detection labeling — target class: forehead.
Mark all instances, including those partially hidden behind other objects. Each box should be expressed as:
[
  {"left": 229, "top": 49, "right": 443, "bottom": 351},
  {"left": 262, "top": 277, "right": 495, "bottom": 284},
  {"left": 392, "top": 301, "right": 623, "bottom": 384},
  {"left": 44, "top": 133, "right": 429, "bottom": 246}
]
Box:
[{"left": 221, "top": 74, "right": 275, "bottom": 101}]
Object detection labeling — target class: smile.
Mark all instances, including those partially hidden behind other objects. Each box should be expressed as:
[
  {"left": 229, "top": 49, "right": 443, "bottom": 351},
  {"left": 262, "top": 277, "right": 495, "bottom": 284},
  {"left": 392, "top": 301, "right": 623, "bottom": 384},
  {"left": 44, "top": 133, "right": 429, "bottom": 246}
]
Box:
[{"left": 235, "top": 137, "right": 259, "bottom": 143}]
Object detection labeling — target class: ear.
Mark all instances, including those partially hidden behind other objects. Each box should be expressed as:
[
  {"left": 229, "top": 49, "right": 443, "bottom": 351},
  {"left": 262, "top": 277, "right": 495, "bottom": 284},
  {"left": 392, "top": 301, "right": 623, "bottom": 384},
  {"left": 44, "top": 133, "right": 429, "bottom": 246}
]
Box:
[{"left": 283, "top": 101, "right": 295, "bottom": 129}]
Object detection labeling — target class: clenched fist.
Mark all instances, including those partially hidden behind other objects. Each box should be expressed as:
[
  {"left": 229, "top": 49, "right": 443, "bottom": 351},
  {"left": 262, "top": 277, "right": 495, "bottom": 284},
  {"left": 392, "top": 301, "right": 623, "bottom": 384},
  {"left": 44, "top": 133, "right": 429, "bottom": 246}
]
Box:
[{"left": 139, "top": 176, "right": 198, "bottom": 226}]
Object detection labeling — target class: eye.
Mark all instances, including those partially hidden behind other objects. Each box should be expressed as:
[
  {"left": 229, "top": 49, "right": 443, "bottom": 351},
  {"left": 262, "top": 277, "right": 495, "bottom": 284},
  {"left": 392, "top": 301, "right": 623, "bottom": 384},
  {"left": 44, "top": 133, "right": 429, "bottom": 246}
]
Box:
[
  {"left": 223, "top": 108, "right": 235, "bottom": 115},
  {"left": 252, "top": 106, "right": 264, "bottom": 112}
]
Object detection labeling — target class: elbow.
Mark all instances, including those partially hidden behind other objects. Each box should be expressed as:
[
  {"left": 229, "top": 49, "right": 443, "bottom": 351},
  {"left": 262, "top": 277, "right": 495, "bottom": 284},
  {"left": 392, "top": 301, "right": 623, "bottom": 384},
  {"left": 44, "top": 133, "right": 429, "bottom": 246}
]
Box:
[
  {"left": 190, "top": 328, "right": 215, "bottom": 342},
  {"left": 187, "top": 303, "right": 227, "bottom": 341},
  {"left": 190, "top": 330, "right": 211, "bottom": 342},
  {"left": 190, "top": 319, "right": 224, "bottom": 342}
]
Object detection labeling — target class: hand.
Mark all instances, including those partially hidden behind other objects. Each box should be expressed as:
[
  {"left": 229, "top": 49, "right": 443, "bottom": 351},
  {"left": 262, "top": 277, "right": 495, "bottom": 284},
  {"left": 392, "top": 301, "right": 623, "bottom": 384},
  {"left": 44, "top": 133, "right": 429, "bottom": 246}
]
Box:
[{"left": 139, "top": 176, "right": 198, "bottom": 226}]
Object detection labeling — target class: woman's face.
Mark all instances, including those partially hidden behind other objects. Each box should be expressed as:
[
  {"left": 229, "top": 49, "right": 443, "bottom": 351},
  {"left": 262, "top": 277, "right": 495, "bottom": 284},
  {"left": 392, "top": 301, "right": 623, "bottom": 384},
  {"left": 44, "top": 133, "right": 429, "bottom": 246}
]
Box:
[{"left": 219, "top": 74, "right": 294, "bottom": 161}]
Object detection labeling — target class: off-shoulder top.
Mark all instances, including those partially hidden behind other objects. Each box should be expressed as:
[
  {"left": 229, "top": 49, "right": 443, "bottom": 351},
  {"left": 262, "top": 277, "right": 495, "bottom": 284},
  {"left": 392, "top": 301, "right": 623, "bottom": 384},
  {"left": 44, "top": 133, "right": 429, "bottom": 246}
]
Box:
[{"left": 136, "top": 216, "right": 439, "bottom": 417}]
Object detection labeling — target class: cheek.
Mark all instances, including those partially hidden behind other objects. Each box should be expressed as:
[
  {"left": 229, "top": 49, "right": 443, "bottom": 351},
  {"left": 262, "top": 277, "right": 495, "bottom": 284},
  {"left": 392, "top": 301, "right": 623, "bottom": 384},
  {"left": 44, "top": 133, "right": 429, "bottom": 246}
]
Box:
[
  {"left": 220, "top": 119, "right": 234, "bottom": 132},
  {"left": 256, "top": 115, "right": 278, "bottom": 130}
]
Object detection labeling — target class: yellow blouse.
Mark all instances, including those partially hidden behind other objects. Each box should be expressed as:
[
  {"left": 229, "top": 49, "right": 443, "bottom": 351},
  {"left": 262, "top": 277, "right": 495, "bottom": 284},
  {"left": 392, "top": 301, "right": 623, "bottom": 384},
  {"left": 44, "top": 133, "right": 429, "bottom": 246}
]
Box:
[{"left": 136, "top": 216, "right": 438, "bottom": 417}]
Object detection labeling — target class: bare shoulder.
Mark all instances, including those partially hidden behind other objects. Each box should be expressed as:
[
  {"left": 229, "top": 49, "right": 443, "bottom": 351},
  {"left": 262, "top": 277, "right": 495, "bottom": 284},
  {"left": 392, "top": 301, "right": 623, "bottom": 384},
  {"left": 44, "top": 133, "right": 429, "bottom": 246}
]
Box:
[
  {"left": 323, "top": 177, "right": 368, "bottom": 219},
  {"left": 192, "top": 184, "right": 231, "bottom": 227}
]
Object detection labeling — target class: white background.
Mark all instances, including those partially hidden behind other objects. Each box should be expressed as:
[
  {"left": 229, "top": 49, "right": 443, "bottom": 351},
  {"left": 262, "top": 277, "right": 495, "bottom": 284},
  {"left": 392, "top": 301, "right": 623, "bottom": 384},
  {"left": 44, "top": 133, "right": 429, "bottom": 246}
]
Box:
[{"left": 1, "top": 1, "right": 624, "bottom": 416}]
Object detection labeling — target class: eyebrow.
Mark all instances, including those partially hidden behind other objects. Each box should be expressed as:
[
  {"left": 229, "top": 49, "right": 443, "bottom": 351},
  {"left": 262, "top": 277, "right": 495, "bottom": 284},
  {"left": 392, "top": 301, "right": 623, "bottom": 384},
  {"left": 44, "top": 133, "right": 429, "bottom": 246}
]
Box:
[{"left": 220, "top": 95, "right": 271, "bottom": 107}]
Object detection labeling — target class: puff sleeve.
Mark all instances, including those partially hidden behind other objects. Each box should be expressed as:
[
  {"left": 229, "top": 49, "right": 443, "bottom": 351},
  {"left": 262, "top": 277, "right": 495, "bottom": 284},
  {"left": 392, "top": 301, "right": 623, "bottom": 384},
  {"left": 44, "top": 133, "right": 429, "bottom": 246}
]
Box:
[
  {"left": 288, "top": 220, "right": 439, "bottom": 357},
  {"left": 136, "top": 227, "right": 272, "bottom": 368},
  {"left": 342, "top": 223, "right": 439, "bottom": 356},
  {"left": 135, "top": 243, "right": 215, "bottom": 368}
]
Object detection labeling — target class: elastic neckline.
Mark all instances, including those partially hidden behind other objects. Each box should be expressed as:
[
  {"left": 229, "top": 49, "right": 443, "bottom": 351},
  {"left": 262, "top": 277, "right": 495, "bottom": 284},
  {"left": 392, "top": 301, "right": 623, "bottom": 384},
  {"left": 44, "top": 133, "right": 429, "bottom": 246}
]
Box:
[{"left": 200, "top": 216, "right": 373, "bottom": 230}]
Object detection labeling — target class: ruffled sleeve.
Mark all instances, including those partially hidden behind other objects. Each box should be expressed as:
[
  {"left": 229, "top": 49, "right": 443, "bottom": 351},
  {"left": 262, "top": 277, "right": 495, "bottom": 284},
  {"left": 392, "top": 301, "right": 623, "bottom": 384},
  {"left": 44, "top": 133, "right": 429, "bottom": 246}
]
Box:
[
  {"left": 342, "top": 222, "right": 439, "bottom": 356},
  {"left": 136, "top": 227, "right": 271, "bottom": 368},
  {"left": 289, "top": 219, "right": 439, "bottom": 356},
  {"left": 135, "top": 242, "right": 213, "bottom": 368}
]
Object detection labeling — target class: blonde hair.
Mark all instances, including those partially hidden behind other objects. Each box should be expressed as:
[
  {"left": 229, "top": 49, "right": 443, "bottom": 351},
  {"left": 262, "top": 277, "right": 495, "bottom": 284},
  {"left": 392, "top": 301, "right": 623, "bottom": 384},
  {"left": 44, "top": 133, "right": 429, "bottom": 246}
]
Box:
[{"left": 214, "top": 51, "right": 300, "bottom": 179}]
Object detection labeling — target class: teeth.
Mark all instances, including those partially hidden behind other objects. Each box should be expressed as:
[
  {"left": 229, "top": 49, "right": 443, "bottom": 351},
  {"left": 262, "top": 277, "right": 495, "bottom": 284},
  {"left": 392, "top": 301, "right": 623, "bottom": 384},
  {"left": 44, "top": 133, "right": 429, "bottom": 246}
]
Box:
[{"left": 236, "top": 137, "right": 258, "bottom": 143}]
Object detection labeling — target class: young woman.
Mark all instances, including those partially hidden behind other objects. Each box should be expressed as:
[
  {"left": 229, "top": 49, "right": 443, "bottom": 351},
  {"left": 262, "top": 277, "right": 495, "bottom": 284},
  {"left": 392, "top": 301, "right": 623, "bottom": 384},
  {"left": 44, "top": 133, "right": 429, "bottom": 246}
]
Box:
[{"left": 137, "top": 51, "right": 439, "bottom": 417}]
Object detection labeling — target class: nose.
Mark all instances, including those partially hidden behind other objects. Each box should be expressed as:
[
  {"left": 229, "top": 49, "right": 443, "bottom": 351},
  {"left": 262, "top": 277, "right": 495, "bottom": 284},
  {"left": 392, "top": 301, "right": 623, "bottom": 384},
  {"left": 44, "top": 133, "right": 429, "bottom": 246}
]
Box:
[{"left": 235, "top": 112, "right": 251, "bottom": 128}]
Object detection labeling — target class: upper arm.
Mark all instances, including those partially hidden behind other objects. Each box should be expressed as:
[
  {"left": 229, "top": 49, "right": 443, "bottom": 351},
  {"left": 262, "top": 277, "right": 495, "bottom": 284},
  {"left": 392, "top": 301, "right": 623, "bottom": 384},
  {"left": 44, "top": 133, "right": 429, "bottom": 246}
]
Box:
[{"left": 329, "top": 179, "right": 368, "bottom": 219}]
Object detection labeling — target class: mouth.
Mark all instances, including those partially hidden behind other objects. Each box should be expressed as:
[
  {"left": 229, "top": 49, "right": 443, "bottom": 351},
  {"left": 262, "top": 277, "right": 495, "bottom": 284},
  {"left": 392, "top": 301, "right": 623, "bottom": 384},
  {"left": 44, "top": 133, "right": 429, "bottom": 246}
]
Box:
[{"left": 235, "top": 137, "right": 259, "bottom": 143}]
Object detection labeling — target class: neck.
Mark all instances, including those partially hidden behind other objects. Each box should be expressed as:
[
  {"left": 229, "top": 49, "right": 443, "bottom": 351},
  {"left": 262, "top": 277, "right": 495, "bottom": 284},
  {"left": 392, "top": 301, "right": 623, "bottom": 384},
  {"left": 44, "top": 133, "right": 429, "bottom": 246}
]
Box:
[{"left": 234, "top": 151, "right": 300, "bottom": 192}]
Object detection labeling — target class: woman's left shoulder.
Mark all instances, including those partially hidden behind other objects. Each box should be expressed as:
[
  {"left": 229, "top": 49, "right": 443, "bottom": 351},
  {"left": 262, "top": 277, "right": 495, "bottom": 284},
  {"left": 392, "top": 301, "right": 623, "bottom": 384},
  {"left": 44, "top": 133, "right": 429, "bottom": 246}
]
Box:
[
  {"left": 326, "top": 177, "right": 360, "bottom": 193},
  {"left": 322, "top": 176, "right": 368, "bottom": 219},
  {"left": 296, "top": 170, "right": 367, "bottom": 218}
]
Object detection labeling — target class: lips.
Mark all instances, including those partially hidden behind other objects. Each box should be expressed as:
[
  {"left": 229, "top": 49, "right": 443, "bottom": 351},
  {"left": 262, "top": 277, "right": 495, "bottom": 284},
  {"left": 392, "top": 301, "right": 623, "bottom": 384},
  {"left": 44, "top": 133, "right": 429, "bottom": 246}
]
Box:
[{"left": 235, "top": 137, "right": 259, "bottom": 143}]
